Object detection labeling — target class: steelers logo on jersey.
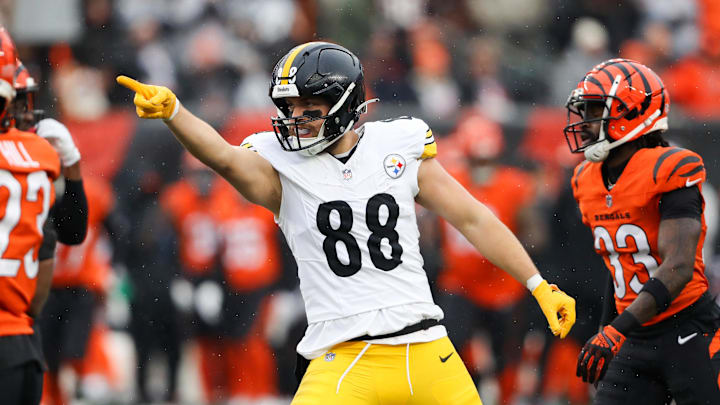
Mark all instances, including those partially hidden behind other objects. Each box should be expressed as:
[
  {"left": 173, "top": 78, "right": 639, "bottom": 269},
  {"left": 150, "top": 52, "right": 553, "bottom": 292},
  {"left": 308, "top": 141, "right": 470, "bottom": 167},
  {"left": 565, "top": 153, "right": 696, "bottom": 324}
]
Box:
[{"left": 384, "top": 154, "right": 406, "bottom": 179}]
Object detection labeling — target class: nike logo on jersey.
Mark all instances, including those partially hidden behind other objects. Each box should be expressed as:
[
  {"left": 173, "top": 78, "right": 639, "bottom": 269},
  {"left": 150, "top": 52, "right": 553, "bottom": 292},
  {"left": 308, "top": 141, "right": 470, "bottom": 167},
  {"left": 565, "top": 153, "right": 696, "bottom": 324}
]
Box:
[
  {"left": 685, "top": 178, "right": 702, "bottom": 187},
  {"left": 677, "top": 332, "right": 698, "bottom": 345},
  {"left": 439, "top": 352, "right": 454, "bottom": 363}
]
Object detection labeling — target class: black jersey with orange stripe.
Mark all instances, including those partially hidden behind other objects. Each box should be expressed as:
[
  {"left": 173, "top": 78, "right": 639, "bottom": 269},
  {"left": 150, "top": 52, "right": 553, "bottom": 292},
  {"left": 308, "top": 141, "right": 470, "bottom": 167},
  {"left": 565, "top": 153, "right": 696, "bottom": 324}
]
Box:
[{"left": 571, "top": 146, "right": 708, "bottom": 325}]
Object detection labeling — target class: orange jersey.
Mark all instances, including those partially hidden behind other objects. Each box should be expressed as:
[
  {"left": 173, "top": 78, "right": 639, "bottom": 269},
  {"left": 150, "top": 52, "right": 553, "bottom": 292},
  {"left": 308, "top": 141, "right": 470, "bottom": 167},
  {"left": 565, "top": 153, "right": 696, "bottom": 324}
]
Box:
[
  {"left": 161, "top": 180, "right": 222, "bottom": 274},
  {"left": 212, "top": 181, "right": 280, "bottom": 292},
  {"left": 161, "top": 179, "right": 280, "bottom": 290},
  {"left": 572, "top": 146, "right": 708, "bottom": 325},
  {"left": 0, "top": 128, "right": 60, "bottom": 336},
  {"left": 52, "top": 176, "right": 115, "bottom": 292},
  {"left": 439, "top": 167, "right": 534, "bottom": 308}
]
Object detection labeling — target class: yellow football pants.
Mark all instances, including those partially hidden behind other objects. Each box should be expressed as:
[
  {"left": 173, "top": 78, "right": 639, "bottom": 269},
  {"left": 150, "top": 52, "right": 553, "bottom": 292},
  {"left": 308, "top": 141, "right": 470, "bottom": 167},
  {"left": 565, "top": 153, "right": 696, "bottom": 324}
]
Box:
[{"left": 291, "top": 336, "right": 482, "bottom": 405}]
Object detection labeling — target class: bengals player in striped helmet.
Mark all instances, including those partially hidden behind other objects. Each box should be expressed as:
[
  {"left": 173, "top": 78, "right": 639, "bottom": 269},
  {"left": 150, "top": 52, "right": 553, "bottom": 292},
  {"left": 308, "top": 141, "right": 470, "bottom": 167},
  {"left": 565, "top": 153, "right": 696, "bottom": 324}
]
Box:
[
  {"left": 566, "top": 58, "right": 720, "bottom": 404},
  {"left": 0, "top": 28, "right": 64, "bottom": 405},
  {"left": 5, "top": 57, "right": 89, "bottom": 405}
]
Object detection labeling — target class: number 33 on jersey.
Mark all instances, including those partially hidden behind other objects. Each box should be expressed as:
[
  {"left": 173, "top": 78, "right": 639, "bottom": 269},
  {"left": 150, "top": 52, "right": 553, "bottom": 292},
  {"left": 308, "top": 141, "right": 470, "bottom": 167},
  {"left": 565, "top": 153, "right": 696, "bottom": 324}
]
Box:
[
  {"left": 242, "top": 117, "right": 437, "bottom": 324},
  {"left": 572, "top": 146, "right": 708, "bottom": 325},
  {"left": 0, "top": 128, "right": 60, "bottom": 336}
]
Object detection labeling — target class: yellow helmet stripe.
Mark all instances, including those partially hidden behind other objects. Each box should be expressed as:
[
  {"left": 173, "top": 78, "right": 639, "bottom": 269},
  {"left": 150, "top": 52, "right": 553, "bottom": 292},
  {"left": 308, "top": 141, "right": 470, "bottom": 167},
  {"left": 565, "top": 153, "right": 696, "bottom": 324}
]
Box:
[{"left": 281, "top": 42, "right": 313, "bottom": 85}]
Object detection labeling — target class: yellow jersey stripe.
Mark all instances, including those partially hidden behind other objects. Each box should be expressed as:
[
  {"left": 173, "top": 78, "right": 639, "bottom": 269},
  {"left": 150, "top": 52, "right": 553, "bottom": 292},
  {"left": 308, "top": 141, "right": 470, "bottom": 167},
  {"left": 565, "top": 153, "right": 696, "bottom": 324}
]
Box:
[
  {"left": 281, "top": 42, "right": 312, "bottom": 85},
  {"left": 425, "top": 129, "right": 433, "bottom": 139},
  {"left": 421, "top": 142, "right": 437, "bottom": 159}
]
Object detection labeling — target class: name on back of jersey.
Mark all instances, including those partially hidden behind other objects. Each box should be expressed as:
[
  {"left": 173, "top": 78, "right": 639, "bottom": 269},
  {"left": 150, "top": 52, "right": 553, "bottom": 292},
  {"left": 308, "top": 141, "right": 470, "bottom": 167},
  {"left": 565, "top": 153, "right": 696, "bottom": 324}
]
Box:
[{"left": 0, "top": 140, "right": 39, "bottom": 168}]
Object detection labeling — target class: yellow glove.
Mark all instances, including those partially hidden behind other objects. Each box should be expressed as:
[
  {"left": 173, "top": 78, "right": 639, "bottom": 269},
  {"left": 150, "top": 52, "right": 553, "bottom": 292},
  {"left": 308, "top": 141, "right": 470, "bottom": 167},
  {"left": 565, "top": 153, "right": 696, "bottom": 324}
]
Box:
[
  {"left": 116, "top": 75, "right": 179, "bottom": 120},
  {"left": 532, "top": 280, "right": 576, "bottom": 338}
]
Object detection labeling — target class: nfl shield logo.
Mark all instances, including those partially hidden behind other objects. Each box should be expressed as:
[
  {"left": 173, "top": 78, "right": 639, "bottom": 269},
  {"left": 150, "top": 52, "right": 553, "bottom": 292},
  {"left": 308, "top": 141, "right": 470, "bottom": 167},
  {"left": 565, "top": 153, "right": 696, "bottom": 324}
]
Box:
[
  {"left": 324, "top": 352, "right": 336, "bottom": 362},
  {"left": 342, "top": 169, "right": 352, "bottom": 181},
  {"left": 606, "top": 194, "right": 613, "bottom": 208}
]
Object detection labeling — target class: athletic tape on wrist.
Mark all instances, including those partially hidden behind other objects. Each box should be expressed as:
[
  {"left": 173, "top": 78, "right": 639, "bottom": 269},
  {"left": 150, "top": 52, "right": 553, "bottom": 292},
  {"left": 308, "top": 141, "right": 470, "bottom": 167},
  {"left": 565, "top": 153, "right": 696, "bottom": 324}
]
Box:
[
  {"left": 164, "top": 100, "right": 180, "bottom": 122},
  {"left": 526, "top": 274, "right": 544, "bottom": 292}
]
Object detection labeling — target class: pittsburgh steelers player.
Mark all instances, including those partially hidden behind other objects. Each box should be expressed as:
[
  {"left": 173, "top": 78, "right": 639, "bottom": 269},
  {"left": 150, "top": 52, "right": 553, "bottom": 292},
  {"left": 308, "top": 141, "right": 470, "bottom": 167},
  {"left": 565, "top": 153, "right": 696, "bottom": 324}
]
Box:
[{"left": 117, "top": 41, "right": 575, "bottom": 404}]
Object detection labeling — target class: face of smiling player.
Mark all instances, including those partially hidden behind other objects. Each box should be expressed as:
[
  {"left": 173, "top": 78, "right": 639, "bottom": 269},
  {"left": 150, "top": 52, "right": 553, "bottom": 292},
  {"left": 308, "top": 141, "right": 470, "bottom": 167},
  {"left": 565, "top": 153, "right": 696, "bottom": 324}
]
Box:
[{"left": 284, "top": 96, "right": 332, "bottom": 139}]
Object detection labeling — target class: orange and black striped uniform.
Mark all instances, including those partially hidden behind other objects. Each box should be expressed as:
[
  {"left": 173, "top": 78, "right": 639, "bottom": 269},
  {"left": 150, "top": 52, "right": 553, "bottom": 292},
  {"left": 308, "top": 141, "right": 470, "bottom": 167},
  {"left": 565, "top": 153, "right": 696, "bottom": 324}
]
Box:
[
  {"left": 572, "top": 146, "right": 708, "bottom": 324},
  {"left": 572, "top": 146, "right": 720, "bottom": 403}
]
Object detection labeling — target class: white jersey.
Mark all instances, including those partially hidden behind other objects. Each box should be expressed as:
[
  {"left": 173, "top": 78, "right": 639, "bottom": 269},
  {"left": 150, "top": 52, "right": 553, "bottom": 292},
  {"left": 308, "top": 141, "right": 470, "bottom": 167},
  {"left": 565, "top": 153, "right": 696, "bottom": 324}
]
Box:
[{"left": 241, "top": 117, "right": 446, "bottom": 358}]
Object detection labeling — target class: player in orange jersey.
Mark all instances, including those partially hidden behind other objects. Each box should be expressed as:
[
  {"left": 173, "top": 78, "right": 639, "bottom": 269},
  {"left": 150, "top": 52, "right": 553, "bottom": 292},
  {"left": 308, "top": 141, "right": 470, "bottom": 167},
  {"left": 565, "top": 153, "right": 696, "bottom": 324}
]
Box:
[
  {"left": 161, "top": 157, "right": 281, "bottom": 403},
  {"left": 38, "top": 175, "right": 123, "bottom": 405},
  {"left": 566, "top": 58, "right": 720, "bottom": 403},
  {"left": 1, "top": 52, "right": 89, "bottom": 405},
  {"left": 0, "top": 28, "right": 62, "bottom": 405},
  {"left": 437, "top": 112, "right": 547, "bottom": 400}
]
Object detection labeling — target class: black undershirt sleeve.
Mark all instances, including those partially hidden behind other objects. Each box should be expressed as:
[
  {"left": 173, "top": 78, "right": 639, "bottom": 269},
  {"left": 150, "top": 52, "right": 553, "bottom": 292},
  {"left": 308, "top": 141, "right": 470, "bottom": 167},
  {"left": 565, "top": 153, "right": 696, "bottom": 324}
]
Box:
[
  {"left": 38, "top": 218, "right": 57, "bottom": 261},
  {"left": 659, "top": 186, "right": 703, "bottom": 220},
  {"left": 599, "top": 270, "right": 618, "bottom": 328},
  {"left": 51, "top": 179, "right": 88, "bottom": 245}
]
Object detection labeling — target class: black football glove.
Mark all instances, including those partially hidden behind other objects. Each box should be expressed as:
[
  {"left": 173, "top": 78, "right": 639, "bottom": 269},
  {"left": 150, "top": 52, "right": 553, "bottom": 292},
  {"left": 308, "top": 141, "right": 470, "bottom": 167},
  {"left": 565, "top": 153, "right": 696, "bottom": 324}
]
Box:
[{"left": 576, "top": 324, "right": 626, "bottom": 384}]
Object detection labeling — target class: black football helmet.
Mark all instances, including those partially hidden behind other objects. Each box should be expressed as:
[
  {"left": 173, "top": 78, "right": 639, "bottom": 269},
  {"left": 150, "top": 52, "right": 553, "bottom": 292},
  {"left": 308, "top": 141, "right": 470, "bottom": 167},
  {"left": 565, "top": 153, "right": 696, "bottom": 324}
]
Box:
[
  {"left": 269, "top": 42, "right": 373, "bottom": 156},
  {"left": 12, "top": 60, "right": 43, "bottom": 131}
]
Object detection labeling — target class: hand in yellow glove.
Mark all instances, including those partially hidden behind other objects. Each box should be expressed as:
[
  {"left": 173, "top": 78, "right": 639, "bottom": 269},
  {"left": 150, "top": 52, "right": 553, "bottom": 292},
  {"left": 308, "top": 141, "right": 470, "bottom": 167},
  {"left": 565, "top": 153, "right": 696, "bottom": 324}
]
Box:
[
  {"left": 532, "top": 280, "right": 576, "bottom": 338},
  {"left": 116, "top": 75, "right": 179, "bottom": 121}
]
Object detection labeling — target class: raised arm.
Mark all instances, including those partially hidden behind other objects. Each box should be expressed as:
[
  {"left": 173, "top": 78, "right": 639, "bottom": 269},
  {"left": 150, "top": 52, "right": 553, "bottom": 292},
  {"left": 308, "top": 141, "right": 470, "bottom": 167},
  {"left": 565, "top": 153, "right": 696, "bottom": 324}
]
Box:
[
  {"left": 416, "top": 157, "right": 575, "bottom": 338},
  {"left": 116, "top": 76, "right": 281, "bottom": 215}
]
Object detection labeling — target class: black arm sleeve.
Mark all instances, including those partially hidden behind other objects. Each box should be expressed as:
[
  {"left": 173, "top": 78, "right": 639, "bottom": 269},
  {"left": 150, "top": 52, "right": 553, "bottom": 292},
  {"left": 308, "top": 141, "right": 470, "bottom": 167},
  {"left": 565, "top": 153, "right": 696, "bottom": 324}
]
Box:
[
  {"left": 51, "top": 179, "right": 88, "bottom": 245},
  {"left": 599, "top": 270, "right": 618, "bottom": 328},
  {"left": 38, "top": 219, "right": 57, "bottom": 261},
  {"left": 659, "top": 186, "right": 703, "bottom": 220}
]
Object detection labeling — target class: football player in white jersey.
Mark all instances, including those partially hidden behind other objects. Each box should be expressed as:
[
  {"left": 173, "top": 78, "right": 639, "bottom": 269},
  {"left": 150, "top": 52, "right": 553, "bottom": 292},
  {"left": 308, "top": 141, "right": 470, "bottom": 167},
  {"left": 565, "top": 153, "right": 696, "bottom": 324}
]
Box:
[{"left": 118, "top": 41, "right": 575, "bottom": 404}]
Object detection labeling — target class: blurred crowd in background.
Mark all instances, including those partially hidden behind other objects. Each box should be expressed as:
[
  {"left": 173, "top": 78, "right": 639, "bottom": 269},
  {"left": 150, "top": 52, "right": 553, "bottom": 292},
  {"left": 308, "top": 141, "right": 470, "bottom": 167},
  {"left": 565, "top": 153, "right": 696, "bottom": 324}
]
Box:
[{"left": 4, "top": 0, "right": 720, "bottom": 404}]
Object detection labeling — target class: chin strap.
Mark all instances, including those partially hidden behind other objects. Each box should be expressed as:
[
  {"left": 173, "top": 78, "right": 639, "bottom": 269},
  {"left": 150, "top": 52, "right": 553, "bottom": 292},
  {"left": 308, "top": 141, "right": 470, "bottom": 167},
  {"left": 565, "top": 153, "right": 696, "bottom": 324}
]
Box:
[
  {"left": 302, "top": 98, "right": 380, "bottom": 157},
  {"left": 584, "top": 109, "right": 662, "bottom": 162}
]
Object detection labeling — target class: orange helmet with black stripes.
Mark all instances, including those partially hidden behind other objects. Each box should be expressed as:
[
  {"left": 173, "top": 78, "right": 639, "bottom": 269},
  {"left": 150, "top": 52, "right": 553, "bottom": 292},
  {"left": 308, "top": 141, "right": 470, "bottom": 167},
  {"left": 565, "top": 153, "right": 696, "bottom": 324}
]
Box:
[{"left": 564, "top": 58, "right": 670, "bottom": 162}]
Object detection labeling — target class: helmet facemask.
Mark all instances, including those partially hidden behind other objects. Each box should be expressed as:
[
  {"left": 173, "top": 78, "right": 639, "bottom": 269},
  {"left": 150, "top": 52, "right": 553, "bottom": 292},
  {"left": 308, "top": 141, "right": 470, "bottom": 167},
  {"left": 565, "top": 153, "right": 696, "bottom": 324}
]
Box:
[
  {"left": 564, "top": 87, "right": 628, "bottom": 155},
  {"left": 11, "top": 86, "right": 43, "bottom": 131},
  {"left": 272, "top": 81, "right": 364, "bottom": 156},
  {"left": 269, "top": 42, "right": 375, "bottom": 156}
]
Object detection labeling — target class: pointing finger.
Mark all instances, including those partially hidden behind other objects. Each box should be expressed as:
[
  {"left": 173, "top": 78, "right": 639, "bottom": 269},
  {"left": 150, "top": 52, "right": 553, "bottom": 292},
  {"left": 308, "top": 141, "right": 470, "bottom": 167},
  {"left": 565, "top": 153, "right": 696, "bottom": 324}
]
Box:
[{"left": 116, "top": 75, "right": 152, "bottom": 99}]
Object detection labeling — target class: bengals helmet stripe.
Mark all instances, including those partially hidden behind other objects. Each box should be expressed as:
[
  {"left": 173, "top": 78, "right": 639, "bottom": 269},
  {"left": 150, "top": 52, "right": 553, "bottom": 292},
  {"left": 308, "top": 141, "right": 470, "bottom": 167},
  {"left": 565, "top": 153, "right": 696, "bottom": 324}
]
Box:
[
  {"left": 608, "top": 61, "right": 632, "bottom": 84},
  {"left": 595, "top": 63, "right": 618, "bottom": 82},
  {"left": 652, "top": 148, "right": 682, "bottom": 183},
  {"left": 624, "top": 61, "right": 653, "bottom": 113},
  {"left": 280, "top": 42, "right": 313, "bottom": 85},
  {"left": 583, "top": 76, "right": 607, "bottom": 96},
  {"left": 640, "top": 62, "right": 667, "bottom": 114}
]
